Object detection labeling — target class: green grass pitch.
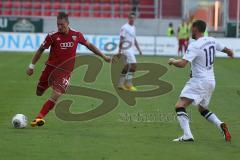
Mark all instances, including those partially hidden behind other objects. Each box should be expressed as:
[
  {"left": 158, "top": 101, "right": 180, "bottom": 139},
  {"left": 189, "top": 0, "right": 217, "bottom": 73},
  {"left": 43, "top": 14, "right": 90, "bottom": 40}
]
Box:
[{"left": 0, "top": 52, "right": 239, "bottom": 160}]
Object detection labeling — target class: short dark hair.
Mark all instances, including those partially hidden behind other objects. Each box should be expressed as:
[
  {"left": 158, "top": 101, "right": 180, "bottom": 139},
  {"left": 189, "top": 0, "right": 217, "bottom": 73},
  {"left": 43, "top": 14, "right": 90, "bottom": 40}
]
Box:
[
  {"left": 128, "top": 12, "right": 136, "bottom": 18},
  {"left": 192, "top": 20, "right": 206, "bottom": 33},
  {"left": 57, "top": 12, "right": 69, "bottom": 23}
]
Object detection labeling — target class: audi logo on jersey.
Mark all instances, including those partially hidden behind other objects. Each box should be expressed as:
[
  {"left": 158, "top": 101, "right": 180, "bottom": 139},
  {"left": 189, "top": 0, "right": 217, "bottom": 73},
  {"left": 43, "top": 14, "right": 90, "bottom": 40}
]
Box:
[{"left": 60, "top": 42, "right": 74, "bottom": 49}]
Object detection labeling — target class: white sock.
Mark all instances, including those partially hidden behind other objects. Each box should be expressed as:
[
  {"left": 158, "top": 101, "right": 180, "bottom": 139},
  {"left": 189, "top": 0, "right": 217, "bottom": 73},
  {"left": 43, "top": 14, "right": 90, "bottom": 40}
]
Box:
[
  {"left": 176, "top": 108, "right": 193, "bottom": 138},
  {"left": 203, "top": 111, "right": 223, "bottom": 131},
  {"left": 126, "top": 72, "right": 134, "bottom": 86},
  {"left": 118, "top": 74, "right": 126, "bottom": 87}
]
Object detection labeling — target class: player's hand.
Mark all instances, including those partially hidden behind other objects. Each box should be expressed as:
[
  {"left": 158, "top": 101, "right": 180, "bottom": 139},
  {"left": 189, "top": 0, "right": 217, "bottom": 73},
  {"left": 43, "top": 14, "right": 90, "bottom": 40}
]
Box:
[
  {"left": 116, "top": 53, "right": 122, "bottom": 59},
  {"left": 26, "top": 68, "right": 34, "bottom": 76},
  {"left": 223, "top": 48, "right": 234, "bottom": 58},
  {"left": 228, "top": 50, "right": 234, "bottom": 58},
  {"left": 139, "top": 51, "right": 143, "bottom": 56},
  {"left": 103, "top": 56, "right": 111, "bottom": 63},
  {"left": 168, "top": 58, "right": 176, "bottom": 65},
  {"left": 111, "top": 53, "right": 122, "bottom": 63}
]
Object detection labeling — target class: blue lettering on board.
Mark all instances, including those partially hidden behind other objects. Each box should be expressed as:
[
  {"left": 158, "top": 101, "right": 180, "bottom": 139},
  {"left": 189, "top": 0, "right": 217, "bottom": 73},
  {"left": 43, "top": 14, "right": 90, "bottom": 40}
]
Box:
[
  {"left": 99, "top": 37, "right": 108, "bottom": 50},
  {"left": 23, "top": 35, "right": 34, "bottom": 49},
  {"left": 8, "top": 34, "right": 19, "bottom": 48},
  {"left": 0, "top": 34, "right": 5, "bottom": 48}
]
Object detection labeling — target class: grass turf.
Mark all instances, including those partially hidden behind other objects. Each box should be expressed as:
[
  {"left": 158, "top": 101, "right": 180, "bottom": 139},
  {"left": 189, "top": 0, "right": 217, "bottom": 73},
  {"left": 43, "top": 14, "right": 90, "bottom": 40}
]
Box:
[{"left": 0, "top": 52, "right": 239, "bottom": 160}]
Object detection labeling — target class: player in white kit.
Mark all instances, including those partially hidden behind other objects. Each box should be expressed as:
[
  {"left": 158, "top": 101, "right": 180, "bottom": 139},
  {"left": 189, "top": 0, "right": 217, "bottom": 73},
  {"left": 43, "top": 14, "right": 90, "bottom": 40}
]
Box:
[
  {"left": 168, "top": 20, "right": 233, "bottom": 142},
  {"left": 117, "top": 13, "right": 142, "bottom": 91}
]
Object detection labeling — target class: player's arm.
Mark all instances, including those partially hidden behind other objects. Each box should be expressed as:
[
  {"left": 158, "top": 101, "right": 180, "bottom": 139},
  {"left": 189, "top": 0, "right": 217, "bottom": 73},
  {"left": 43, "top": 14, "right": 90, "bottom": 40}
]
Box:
[
  {"left": 170, "top": 45, "right": 197, "bottom": 68},
  {"left": 26, "top": 46, "right": 45, "bottom": 76},
  {"left": 134, "top": 38, "right": 142, "bottom": 55},
  {"left": 85, "top": 41, "right": 111, "bottom": 62},
  {"left": 118, "top": 36, "right": 124, "bottom": 55},
  {"left": 216, "top": 40, "right": 234, "bottom": 58},
  {"left": 168, "top": 58, "right": 188, "bottom": 68},
  {"left": 222, "top": 47, "right": 234, "bottom": 58},
  {"left": 110, "top": 36, "right": 124, "bottom": 63},
  {"left": 118, "top": 27, "right": 126, "bottom": 57}
]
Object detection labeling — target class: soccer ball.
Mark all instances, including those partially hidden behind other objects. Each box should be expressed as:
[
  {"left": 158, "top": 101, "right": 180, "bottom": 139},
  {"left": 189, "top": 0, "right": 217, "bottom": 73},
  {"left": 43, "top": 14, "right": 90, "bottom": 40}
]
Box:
[{"left": 12, "top": 114, "right": 28, "bottom": 128}]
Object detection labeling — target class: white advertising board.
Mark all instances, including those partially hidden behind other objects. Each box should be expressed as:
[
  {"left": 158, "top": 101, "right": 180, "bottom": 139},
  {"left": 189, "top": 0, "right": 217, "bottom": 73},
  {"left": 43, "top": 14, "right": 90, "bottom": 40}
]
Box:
[{"left": 0, "top": 32, "right": 239, "bottom": 57}]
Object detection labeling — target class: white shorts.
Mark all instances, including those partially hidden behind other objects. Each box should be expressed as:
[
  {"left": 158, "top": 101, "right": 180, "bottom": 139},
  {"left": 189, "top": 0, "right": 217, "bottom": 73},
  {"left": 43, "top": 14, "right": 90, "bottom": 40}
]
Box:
[
  {"left": 122, "top": 49, "right": 136, "bottom": 65},
  {"left": 180, "top": 78, "right": 215, "bottom": 108}
]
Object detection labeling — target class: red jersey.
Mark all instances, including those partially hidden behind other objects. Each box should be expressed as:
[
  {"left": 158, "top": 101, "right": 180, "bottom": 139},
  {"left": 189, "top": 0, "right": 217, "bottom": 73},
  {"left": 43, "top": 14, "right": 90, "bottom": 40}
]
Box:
[{"left": 41, "top": 28, "right": 87, "bottom": 72}]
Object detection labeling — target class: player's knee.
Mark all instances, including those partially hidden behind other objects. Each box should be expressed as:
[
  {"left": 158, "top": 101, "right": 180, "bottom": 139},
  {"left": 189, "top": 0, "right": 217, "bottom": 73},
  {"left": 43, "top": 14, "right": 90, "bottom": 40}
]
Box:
[
  {"left": 51, "top": 96, "right": 59, "bottom": 102},
  {"left": 175, "top": 103, "right": 183, "bottom": 108},
  {"left": 175, "top": 101, "right": 188, "bottom": 108},
  {"left": 130, "top": 64, "right": 137, "bottom": 72},
  {"left": 122, "top": 66, "right": 128, "bottom": 74},
  {"left": 36, "top": 90, "right": 44, "bottom": 96},
  {"left": 51, "top": 90, "right": 62, "bottom": 101},
  {"left": 198, "top": 106, "right": 209, "bottom": 116},
  {"left": 131, "top": 66, "right": 137, "bottom": 72},
  {"left": 122, "top": 69, "right": 128, "bottom": 74}
]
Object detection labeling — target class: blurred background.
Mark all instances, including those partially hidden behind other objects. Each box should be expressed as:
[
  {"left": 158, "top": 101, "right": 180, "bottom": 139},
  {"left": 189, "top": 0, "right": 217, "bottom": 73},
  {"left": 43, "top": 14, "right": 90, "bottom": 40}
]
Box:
[{"left": 0, "top": 0, "right": 239, "bottom": 56}]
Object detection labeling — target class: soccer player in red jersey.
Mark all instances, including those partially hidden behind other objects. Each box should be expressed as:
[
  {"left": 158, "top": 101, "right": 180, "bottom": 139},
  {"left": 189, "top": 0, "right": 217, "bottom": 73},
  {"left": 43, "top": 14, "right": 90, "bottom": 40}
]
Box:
[{"left": 26, "top": 12, "right": 111, "bottom": 127}]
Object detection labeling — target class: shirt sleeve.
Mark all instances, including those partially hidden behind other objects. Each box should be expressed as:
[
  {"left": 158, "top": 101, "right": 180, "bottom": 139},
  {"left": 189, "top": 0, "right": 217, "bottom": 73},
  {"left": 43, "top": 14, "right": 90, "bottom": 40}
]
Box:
[
  {"left": 78, "top": 32, "right": 87, "bottom": 46},
  {"left": 215, "top": 40, "right": 225, "bottom": 51},
  {"left": 183, "top": 45, "right": 198, "bottom": 62},
  {"left": 41, "top": 34, "right": 53, "bottom": 49}
]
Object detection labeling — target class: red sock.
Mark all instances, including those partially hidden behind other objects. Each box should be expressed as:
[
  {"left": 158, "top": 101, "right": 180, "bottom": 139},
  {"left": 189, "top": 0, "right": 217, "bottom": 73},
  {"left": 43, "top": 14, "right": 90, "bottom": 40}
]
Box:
[{"left": 37, "top": 99, "right": 56, "bottom": 119}]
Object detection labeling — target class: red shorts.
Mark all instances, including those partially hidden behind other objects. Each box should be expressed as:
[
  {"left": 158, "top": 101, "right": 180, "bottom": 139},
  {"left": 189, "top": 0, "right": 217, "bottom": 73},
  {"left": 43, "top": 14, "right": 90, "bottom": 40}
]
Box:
[
  {"left": 37, "top": 65, "right": 71, "bottom": 94},
  {"left": 179, "top": 39, "right": 188, "bottom": 48}
]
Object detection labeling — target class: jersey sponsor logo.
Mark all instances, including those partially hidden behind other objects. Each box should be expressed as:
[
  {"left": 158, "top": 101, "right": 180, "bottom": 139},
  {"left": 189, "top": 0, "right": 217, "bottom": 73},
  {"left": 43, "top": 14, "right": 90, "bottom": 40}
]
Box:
[{"left": 60, "top": 42, "right": 74, "bottom": 49}]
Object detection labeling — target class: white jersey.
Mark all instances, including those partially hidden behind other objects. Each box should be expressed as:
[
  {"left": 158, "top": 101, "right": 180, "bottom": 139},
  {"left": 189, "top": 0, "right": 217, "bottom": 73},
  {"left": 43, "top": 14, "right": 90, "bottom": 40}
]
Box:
[
  {"left": 183, "top": 36, "right": 225, "bottom": 80},
  {"left": 120, "top": 23, "right": 136, "bottom": 51}
]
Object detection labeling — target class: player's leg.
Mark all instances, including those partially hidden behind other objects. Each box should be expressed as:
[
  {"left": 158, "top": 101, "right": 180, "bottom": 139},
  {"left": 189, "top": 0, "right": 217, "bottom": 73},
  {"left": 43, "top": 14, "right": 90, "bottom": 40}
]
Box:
[
  {"left": 125, "top": 63, "right": 137, "bottom": 91},
  {"left": 37, "top": 90, "right": 61, "bottom": 119},
  {"left": 31, "top": 89, "right": 62, "bottom": 127},
  {"left": 173, "top": 97, "right": 194, "bottom": 142},
  {"left": 31, "top": 68, "right": 70, "bottom": 127},
  {"left": 198, "top": 106, "right": 223, "bottom": 130},
  {"left": 124, "top": 52, "right": 137, "bottom": 91},
  {"left": 117, "top": 64, "right": 128, "bottom": 89},
  {"left": 31, "top": 65, "right": 52, "bottom": 126},
  {"left": 178, "top": 39, "right": 183, "bottom": 57},
  {"left": 198, "top": 80, "right": 231, "bottom": 141},
  {"left": 36, "top": 84, "right": 47, "bottom": 96},
  {"left": 36, "top": 65, "right": 52, "bottom": 96},
  {"left": 117, "top": 54, "right": 129, "bottom": 90},
  {"left": 198, "top": 105, "right": 231, "bottom": 142}
]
